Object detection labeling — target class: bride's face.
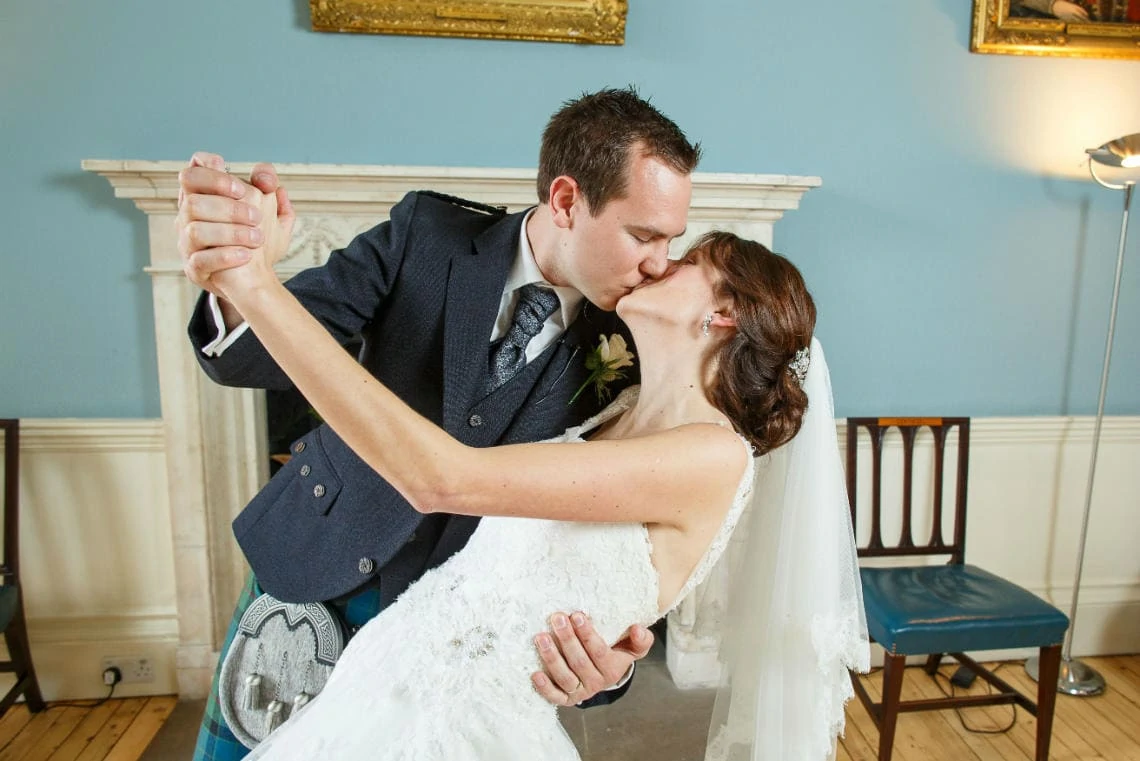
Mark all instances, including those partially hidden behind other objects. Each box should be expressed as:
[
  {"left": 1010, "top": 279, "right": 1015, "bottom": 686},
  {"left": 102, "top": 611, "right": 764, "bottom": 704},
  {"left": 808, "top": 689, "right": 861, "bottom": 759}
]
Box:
[{"left": 615, "top": 248, "right": 722, "bottom": 330}]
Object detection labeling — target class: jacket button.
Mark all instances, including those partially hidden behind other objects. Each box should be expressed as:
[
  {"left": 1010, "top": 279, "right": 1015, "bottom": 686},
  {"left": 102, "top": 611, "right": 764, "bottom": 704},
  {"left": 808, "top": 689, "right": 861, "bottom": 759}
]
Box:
[
  {"left": 468, "top": 414, "right": 483, "bottom": 428},
  {"left": 300, "top": 464, "right": 311, "bottom": 477},
  {"left": 358, "top": 557, "right": 375, "bottom": 575},
  {"left": 313, "top": 484, "right": 326, "bottom": 498},
  {"left": 294, "top": 441, "right": 306, "bottom": 453}
]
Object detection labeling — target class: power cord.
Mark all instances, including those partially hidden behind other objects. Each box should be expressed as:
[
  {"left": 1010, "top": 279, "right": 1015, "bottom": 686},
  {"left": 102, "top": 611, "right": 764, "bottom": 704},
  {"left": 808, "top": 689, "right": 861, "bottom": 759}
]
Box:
[
  {"left": 855, "top": 661, "right": 1018, "bottom": 735},
  {"left": 45, "top": 666, "right": 120, "bottom": 710},
  {"left": 930, "top": 662, "right": 1017, "bottom": 735}
]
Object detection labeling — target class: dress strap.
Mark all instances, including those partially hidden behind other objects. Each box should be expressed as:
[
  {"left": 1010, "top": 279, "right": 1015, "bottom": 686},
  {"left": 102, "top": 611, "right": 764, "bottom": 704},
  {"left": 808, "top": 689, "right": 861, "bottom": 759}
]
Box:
[{"left": 666, "top": 435, "right": 756, "bottom": 612}]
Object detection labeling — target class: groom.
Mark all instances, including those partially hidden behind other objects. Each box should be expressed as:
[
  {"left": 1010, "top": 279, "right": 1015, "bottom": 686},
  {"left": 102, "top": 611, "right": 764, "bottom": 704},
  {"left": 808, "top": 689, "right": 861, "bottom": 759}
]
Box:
[{"left": 178, "top": 87, "right": 700, "bottom": 759}]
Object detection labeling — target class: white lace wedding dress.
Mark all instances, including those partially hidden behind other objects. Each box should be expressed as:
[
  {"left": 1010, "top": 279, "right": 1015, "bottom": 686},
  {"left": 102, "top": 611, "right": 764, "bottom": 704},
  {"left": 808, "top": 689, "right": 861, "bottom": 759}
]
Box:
[{"left": 247, "top": 387, "right": 754, "bottom": 761}]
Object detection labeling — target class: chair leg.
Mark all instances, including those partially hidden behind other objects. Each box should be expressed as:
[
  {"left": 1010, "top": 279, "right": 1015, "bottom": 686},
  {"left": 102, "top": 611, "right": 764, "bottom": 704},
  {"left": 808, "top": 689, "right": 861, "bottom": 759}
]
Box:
[
  {"left": 878, "top": 652, "right": 906, "bottom": 761},
  {"left": 6, "top": 608, "right": 45, "bottom": 712},
  {"left": 1034, "top": 644, "right": 1061, "bottom": 761},
  {"left": 923, "top": 653, "right": 943, "bottom": 676}
]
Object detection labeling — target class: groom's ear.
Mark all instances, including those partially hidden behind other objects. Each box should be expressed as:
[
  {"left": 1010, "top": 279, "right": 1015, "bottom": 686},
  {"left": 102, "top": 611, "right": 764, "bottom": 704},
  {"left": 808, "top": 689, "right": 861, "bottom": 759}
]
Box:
[{"left": 547, "top": 176, "right": 582, "bottom": 229}]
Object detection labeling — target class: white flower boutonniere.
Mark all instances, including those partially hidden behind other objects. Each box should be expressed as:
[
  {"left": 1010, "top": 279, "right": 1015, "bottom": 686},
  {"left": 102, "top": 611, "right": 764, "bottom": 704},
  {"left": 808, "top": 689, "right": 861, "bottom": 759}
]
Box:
[{"left": 569, "top": 333, "right": 635, "bottom": 405}]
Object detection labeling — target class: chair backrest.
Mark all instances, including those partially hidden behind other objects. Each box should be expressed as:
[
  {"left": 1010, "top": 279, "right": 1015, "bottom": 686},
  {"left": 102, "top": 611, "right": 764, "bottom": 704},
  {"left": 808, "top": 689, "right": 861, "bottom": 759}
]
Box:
[
  {"left": 1, "top": 420, "right": 18, "bottom": 583},
  {"left": 845, "top": 417, "right": 970, "bottom": 565}
]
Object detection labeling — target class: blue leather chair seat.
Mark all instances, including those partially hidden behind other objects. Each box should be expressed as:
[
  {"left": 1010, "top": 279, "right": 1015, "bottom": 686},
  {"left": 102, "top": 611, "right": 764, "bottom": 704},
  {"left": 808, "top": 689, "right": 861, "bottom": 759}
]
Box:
[{"left": 860, "top": 563, "right": 1069, "bottom": 655}]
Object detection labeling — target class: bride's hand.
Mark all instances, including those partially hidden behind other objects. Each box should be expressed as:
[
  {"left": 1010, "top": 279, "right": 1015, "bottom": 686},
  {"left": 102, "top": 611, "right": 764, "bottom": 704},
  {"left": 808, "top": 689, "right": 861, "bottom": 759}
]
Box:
[{"left": 210, "top": 171, "right": 296, "bottom": 303}]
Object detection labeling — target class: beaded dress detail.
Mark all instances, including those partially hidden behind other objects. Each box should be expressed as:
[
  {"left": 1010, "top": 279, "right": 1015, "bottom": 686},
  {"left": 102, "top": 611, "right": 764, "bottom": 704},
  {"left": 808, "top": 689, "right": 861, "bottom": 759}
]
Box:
[{"left": 247, "top": 387, "right": 754, "bottom": 760}]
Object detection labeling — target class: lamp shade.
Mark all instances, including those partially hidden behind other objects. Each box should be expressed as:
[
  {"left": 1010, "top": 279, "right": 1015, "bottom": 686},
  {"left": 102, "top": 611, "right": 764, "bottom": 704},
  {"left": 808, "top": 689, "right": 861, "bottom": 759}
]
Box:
[{"left": 1087, "top": 133, "right": 1140, "bottom": 169}]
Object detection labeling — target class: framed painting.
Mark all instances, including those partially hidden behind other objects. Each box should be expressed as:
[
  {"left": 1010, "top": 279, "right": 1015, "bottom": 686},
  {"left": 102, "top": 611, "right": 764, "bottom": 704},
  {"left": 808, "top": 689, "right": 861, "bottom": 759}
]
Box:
[
  {"left": 971, "top": 0, "right": 1140, "bottom": 60},
  {"left": 310, "top": 0, "right": 627, "bottom": 45}
]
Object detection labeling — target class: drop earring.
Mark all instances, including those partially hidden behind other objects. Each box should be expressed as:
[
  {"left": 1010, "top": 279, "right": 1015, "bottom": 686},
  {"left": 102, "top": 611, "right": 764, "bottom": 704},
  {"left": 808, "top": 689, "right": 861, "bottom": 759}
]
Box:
[{"left": 701, "top": 313, "right": 713, "bottom": 337}]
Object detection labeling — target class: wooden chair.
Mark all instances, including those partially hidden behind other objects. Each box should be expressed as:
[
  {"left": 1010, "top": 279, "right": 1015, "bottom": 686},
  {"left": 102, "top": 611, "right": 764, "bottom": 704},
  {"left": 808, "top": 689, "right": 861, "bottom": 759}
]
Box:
[
  {"left": 0, "top": 420, "right": 45, "bottom": 715},
  {"left": 845, "top": 417, "right": 1068, "bottom": 761}
]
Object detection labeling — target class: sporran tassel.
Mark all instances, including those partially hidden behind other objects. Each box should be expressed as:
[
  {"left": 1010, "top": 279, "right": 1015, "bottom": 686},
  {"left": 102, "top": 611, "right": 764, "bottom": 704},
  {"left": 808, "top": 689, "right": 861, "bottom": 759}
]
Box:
[
  {"left": 291, "top": 691, "right": 312, "bottom": 713},
  {"left": 264, "top": 699, "right": 287, "bottom": 734},
  {"left": 240, "top": 673, "right": 262, "bottom": 711}
]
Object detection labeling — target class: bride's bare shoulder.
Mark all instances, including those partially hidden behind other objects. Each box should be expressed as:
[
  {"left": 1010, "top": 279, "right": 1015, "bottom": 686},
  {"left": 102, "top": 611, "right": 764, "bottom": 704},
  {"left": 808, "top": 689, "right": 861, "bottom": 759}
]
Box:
[{"left": 666, "top": 422, "right": 751, "bottom": 469}]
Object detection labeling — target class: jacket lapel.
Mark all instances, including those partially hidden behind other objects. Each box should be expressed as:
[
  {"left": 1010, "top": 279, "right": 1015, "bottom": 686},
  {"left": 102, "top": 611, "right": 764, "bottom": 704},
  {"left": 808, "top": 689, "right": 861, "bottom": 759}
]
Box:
[
  {"left": 499, "top": 302, "right": 620, "bottom": 442},
  {"left": 441, "top": 211, "right": 526, "bottom": 432},
  {"left": 527, "top": 304, "right": 596, "bottom": 403}
]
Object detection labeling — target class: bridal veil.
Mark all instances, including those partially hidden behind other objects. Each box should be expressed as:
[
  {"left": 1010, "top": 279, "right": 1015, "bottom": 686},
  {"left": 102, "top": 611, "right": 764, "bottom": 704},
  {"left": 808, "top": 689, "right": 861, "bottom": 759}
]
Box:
[{"left": 705, "top": 337, "right": 871, "bottom": 761}]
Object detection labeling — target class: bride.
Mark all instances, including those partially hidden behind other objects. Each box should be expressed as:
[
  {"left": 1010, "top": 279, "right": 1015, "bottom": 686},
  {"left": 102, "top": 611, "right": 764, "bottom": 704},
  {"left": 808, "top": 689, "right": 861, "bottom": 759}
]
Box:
[{"left": 207, "top": 187, "right": 868, "bottom": 760}]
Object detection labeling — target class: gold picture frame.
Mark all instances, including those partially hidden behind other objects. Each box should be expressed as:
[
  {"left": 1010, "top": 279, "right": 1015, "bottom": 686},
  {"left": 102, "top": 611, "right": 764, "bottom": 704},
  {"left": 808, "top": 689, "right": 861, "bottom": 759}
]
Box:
[
  {"left": 971, "top": 0, "right": 1140, "bottom": 60},
  {"left": 310, "top": 0, "right": 627, "bottom": 45}
]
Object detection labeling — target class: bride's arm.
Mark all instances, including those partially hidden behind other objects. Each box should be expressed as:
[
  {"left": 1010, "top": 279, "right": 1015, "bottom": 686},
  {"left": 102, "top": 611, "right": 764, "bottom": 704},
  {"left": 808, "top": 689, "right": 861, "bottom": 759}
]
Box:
[{"left": 215, "top": 239, "right": 746, "bottom": 532}]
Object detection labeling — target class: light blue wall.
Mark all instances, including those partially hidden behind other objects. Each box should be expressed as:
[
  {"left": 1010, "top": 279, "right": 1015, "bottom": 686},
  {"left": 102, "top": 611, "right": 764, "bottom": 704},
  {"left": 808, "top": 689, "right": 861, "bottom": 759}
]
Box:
[{"left": 2, "top": 0, "right": 1138, "bottom": 418}]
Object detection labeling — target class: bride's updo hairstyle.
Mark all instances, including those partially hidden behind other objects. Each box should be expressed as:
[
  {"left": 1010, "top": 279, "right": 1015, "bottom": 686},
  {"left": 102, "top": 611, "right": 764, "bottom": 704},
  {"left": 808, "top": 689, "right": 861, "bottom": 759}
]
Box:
[{"left": 692, "top": 232, "right": 816, "bottom": 456}]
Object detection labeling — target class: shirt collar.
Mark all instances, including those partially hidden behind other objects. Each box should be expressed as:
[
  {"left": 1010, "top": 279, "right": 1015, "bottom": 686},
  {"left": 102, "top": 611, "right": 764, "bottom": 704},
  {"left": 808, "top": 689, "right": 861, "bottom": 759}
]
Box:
[{"left": 507, "top": 208, "right": 584, "bottom": 329}]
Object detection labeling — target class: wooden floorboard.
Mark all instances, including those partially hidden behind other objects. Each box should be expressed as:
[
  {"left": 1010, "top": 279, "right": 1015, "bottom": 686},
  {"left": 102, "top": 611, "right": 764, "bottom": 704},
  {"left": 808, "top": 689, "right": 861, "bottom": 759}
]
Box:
[
  {"left": 0, "top": 710, "right": 32, "bottom": 756},
  {"left": 69, "top": 699, "right": 148, "bottom": 761},
  {"left": 845, "top": 656, "right": 1140, "bottom": 761},
  {"left": 100, "top": 699, "right": 175, "bottom": 761},
  {"left": 0, "top": 708, "right": 64, "bottom": 761},
  {"left": 44, "top": 702, "right": 119, "bottom": 761},
  {"left": 0, "top": 697, "right": 167, "bottom": 761},
  {"left": 1002, "top": 661, "right": 1137, "bottom": 761},
  {"left": 21, "top": 708, "right": 87, "bottom": 761},
  {"left": 0, "top": 711, "right": 32, "bottom": 756},
  {"left": 0, "top": 656, "right": 1135, "bottom": 760}
]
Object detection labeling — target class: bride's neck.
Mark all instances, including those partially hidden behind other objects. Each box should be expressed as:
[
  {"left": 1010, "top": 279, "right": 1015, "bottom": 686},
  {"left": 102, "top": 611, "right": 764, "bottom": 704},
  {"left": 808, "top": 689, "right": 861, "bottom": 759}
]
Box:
[{"left": 611, "top": 344, "right": 725, "bottom": 437}]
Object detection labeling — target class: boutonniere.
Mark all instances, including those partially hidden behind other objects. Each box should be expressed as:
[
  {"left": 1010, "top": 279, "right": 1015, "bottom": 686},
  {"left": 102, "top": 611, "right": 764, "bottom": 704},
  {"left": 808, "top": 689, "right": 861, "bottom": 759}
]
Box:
[{"left": 569, "top": 333, "right": 635, "bottom": 405}]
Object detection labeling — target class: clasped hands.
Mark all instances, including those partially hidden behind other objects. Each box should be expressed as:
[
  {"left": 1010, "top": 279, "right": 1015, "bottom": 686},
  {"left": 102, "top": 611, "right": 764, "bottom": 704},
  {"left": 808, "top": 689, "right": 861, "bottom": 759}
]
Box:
[
  {"left": 175, "top": 153, "right": 293, "bottom": 310},
  {"left": 174, "top": 152, "right": 655, "bottom": 706}
]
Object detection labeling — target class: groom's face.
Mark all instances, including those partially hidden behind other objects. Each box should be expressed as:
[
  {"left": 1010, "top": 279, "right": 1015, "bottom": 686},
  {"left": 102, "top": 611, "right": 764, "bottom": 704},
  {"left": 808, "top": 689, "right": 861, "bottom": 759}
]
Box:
[{"left": 562, "top": 150, "right": 691, "bottom": 311}]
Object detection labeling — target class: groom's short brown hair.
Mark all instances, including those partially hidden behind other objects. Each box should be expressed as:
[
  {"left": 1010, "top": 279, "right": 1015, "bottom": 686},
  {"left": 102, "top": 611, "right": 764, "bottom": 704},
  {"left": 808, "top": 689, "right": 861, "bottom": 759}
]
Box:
[{"left": 537, "top": 87, "right": 701, "bottom": 215}]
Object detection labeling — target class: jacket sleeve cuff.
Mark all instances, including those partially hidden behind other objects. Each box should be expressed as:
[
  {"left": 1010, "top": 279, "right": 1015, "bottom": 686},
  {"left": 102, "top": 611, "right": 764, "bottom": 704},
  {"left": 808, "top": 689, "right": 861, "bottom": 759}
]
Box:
[{"left": 576, "top": 663, "right": 635, "bottom": 708}]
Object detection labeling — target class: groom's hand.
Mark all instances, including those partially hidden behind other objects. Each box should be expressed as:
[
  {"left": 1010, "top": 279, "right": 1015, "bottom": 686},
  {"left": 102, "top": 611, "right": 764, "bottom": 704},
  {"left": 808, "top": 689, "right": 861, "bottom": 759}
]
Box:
[{"left": 531, "top": 612, "right": 654, "bottom": 707}]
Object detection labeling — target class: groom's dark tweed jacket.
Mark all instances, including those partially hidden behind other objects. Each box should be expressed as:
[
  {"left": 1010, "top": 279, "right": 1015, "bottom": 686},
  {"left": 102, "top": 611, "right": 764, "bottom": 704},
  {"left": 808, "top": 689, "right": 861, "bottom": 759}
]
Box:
[{"left": 190, "top": 191, "right": 632, "bottom": 608}]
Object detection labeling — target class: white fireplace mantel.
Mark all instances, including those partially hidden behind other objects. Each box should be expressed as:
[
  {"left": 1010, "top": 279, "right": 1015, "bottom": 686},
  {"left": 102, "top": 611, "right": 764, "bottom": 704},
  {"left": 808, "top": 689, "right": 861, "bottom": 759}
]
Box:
[{"left": 83, "top": 159, "right": 820, "bottom": 697}]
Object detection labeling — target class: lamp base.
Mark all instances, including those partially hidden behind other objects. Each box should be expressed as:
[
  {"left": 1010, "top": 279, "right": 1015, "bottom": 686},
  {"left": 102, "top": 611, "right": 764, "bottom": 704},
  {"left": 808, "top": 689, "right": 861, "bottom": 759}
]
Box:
[{"left": 1025, "top": 655, "right": 1106, "bottom": 696}]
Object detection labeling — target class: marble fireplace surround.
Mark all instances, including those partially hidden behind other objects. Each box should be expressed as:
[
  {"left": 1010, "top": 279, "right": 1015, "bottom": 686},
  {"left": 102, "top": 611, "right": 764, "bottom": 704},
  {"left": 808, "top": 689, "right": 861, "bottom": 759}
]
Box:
[{"left": 83, "top": 160, "right": 820, "bottom": 697}]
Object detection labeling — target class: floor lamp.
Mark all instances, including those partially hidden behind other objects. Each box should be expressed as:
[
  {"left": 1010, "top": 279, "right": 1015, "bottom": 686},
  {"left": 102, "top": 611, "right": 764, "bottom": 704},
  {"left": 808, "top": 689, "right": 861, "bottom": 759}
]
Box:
[{"left": 1026, "top": 132, "right": 1140, "bottom": 696}]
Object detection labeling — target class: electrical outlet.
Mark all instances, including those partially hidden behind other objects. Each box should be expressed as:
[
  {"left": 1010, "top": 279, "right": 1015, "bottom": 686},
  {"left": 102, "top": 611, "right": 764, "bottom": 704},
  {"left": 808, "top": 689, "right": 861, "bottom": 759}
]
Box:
[{"left": 101, "top": 656, "right": 155, "bottom": 684}]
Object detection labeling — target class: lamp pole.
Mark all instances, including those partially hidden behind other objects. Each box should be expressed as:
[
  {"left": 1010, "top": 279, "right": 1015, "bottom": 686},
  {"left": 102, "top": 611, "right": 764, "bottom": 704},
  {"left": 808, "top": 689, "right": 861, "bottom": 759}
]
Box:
[{"left": 1026, "top": 137, "right": 1137, "bottom": 696}]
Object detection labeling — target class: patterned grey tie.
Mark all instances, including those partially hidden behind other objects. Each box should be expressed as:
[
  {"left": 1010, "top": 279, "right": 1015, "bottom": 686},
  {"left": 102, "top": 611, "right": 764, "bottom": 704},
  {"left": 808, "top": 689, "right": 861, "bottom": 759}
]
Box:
[{"left": 484, "top": 284, "right": 560, "bottom": 395}]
